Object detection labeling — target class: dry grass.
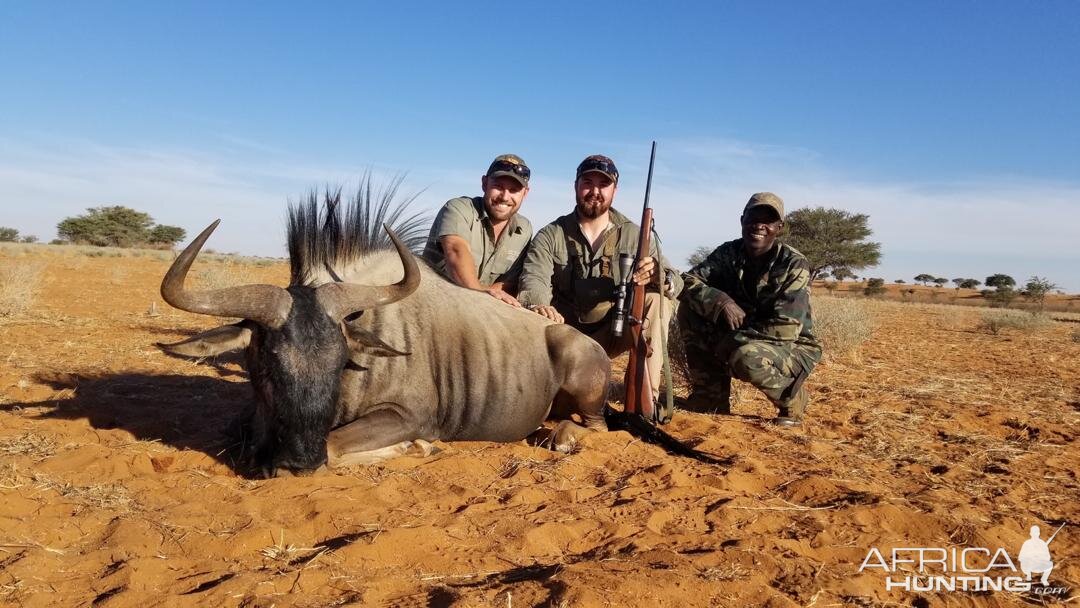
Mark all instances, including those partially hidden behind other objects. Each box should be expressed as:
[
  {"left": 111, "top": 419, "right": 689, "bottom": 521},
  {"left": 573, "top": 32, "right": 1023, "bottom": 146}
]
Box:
[
  {"left": 197, "top": 262, "right": 257, "bottom": 290},
  {"left": 977, "top": 309, "right": 1052, "bottom": 335},
  {"left": 31, "top": 473, "right": 136, "bottom": 512},
  {"left": 812, "top": 296, "right": 875, "bottom": 360},
  {"left": 0, "top": 432, "right": 58, "bottom": 460},
  {"left": 0, "top": 241, "right": 282, "bottom": 265},
  {"left": 0, "top": 261, "right": 44, "bottom": 317}
]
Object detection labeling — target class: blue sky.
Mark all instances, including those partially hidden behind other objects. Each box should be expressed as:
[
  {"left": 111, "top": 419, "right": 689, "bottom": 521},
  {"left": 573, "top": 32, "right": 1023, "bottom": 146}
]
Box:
[{"left": 2, "top": 1, "right": 1078, "bottom": 291}]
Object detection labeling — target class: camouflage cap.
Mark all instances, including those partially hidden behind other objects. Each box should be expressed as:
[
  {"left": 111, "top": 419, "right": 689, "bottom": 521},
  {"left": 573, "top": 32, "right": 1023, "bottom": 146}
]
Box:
[
  {"left": 486, "top": 154, "right": 531, "bottom": 187},
  {"left": 743, "top": 192, "right": 785, "bottom": 221},
  {"left": 575, "top": 154, "right": 619, "bottom": 184}
]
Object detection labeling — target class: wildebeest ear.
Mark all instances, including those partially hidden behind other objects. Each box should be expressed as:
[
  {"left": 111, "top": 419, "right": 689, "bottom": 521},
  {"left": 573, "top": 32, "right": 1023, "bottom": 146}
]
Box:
[
  {"left": 157, "top": 322, "right": 253, "bottom": 358},
  {"left": 343, "top": 322, "right": 411, "bottom": 358}
]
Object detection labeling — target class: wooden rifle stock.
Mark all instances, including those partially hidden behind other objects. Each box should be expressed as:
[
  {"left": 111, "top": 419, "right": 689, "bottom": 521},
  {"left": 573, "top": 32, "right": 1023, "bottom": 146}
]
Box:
[{"left": 623, "top": 141, "right": 657, "bottom": 420}]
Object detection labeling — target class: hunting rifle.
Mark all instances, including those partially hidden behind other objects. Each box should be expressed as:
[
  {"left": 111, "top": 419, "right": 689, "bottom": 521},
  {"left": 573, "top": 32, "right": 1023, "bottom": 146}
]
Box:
[{"left": 613, "top": 141, "right": 657, "bottom": 421}]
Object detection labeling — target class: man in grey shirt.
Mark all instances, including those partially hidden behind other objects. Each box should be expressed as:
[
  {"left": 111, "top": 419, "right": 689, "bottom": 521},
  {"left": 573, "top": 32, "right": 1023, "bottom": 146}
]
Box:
[{"left": 423, "top": 154, "right": 534, "bottom": 306}]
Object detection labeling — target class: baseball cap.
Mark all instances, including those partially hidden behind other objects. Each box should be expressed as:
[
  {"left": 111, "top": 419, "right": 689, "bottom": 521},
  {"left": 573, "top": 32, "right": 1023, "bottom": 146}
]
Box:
[
  {"left": 486, "top": 154, "right": 531, "bottom": 187},
  {"left": 575, "top": 155, "right": 619, "bottom": 184},
  {"left": 743, "top": 192, "right": 785, "bottom": 221}
]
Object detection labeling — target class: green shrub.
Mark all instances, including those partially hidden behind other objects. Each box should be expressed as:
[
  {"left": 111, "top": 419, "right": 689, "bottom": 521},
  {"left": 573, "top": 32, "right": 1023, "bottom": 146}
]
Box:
[{"left": 863, "top": 278, "right": 886, "bottom": 297}]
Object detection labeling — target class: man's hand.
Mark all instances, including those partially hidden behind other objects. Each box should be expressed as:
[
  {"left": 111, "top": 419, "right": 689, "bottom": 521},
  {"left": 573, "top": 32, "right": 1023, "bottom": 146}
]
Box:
[
  {"left": 530, "top": 305, "right": 564, "bottom": 323},
  {"left": 485, "top": 287, "right": 522, "bottom": 307},
  {"left": 711, "top": 292, "right": 746, "bottom": 330},
  {"left": 632, "top": 256, "right": 661, "bottom": 286}
]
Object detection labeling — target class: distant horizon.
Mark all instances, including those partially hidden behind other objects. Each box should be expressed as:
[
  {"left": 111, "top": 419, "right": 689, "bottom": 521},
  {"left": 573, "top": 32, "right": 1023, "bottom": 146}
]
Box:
[{"left": 5, "top": 227, "right": 1075, "bottom": 298}]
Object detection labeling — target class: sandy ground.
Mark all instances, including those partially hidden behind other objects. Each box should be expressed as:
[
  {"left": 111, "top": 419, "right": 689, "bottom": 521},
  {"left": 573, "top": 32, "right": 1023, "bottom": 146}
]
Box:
[{"left": 0, "top": 248, "right": 1077, "bottom": 607}]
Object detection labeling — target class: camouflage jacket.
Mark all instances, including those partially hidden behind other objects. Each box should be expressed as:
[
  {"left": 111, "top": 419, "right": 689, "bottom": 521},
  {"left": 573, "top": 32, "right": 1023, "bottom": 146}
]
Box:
[
  {"left": 518, "top": 208, "right": 682, "bottom": 327},
  {"left": 681, "top": 239, "right": 820, "bottom": 348}
]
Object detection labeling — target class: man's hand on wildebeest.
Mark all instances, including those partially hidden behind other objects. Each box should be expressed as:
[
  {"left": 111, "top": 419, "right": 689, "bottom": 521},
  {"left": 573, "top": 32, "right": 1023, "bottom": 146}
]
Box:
[{"left": 531, "top": 305, "right": 564, "bottom": 323}]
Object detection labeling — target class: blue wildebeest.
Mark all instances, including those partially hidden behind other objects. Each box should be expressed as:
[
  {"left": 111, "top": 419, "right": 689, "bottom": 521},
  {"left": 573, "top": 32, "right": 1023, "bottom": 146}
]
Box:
[{"left": 159, "top": 188, "right": 610, "bottom": 477}]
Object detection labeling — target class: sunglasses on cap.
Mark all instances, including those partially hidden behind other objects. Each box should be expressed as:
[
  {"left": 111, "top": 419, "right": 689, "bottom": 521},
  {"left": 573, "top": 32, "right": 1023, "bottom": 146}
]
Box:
[
  {"left": 488, "top": 160, "right": 531, "bottom": 181},
  {"left": 576, "top": 158, "right": 619, "bottom": 182}
]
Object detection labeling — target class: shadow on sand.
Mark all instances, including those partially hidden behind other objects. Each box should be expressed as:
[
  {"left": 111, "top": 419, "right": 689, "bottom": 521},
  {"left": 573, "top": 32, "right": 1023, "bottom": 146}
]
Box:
[{"left": 3, "top": 365, "right": 255, "bottom": 473}]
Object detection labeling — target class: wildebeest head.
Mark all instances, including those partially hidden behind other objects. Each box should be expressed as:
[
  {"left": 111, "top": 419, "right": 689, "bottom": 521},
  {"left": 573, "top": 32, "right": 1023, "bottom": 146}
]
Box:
[{"left": 158, "top": 218, "right": 419, "bottom": 477}]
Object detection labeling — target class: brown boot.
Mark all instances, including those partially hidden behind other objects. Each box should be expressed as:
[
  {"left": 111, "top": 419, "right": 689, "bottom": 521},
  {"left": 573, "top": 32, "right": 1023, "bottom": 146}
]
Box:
[{"left": 773, "top": 386, "right": 808, "bottom": 427}]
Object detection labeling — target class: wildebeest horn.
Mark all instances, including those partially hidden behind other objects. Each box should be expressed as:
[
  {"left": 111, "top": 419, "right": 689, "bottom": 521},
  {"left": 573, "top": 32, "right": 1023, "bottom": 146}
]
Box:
[
  {"left": 161, "top": 220, "right": 293, "bottom": 328},
  {"left": 315, "top": 225, "right": 420, "bottom": 320}
]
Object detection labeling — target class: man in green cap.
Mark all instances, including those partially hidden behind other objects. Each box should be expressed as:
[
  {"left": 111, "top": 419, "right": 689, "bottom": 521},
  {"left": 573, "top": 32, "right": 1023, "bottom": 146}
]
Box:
[
  {"left": 678, "top": 192, "right": 822, "bottom": 427},
  {"left": 518, "top": 154, "right": 682, "bottom": 415},
  {"left": 423, "top": 154, "right": 534, "bottom": 306}
]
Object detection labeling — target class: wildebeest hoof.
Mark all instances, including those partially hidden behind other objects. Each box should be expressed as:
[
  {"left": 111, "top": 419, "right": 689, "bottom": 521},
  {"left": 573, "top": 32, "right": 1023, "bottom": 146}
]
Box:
[
  {"left": 405, "top": 439, "right": 440, "bottom": 457},
  {"left": 549, "top": 420, "right": 591, "bottom": 453}
]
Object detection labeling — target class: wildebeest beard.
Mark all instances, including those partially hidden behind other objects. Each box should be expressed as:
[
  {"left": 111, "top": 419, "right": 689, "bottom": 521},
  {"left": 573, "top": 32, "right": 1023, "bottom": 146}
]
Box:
[{"left": 245, "top": 287, "right": 350, "bottom": 476}]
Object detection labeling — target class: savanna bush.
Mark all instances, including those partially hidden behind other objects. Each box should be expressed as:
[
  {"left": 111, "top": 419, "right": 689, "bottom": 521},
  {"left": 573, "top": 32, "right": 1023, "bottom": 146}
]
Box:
[
  {"left": 0, "top": 261, "right": 44, "bottom": 317},
  {"left": 813, "top": 296, "right": 875, "bottom": 359},
  {"left": 978, "top": 310, "right": 1051, "bottom": 335}
]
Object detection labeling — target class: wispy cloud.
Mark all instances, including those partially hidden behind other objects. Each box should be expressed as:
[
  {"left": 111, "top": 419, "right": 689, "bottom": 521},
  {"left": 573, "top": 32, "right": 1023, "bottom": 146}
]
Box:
[
  {"left": 2, "top": 134, "right": 1077, "bottom": 291},
  {"left": 0, "top": 135, "right": 453, "bottom": 256},
  {"left": 600, "top": 137, "right": 1080, "bottom": 291}
]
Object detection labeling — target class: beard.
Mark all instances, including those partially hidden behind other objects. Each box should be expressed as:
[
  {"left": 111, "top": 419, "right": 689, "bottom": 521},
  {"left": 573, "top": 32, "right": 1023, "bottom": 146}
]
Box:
[{"left": 575, "top": 193, "right": 612, "bottom": 219}]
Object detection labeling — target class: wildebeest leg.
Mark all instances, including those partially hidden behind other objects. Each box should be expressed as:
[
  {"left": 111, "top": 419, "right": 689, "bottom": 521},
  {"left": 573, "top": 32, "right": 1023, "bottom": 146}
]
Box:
[
  {"left": 325, "top": 407, "right": 435, "bottom": 467},
  {"left": 545, "top": 325, "right": 611, "bottom": 452}
]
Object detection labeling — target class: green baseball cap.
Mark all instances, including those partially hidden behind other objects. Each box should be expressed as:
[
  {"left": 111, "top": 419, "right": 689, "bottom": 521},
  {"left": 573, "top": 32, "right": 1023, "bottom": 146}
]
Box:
[
  {"left": 743, "top": 192, "right": 785, "bottom": 221},
  {"left": 576, "top": 154, "right": 619, "bottom": 184},
  {"left": 486, "top": 154, "right": 531, "bottom": 186}
]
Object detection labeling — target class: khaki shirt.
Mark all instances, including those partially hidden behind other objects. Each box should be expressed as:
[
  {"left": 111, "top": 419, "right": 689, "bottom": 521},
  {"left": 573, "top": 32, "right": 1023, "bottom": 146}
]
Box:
[
  {"left": 518, "top": 207, "right": 683, "bottom": 327},
  {"left": 422, "top": 196, "right": 532, "bottom": 287}
]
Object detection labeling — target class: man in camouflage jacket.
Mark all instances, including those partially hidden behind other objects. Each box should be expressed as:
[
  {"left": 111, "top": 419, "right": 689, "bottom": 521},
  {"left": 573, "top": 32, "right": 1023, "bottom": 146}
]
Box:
[{"left": 679, "top": 192, "right": 821, "bottom": 426}]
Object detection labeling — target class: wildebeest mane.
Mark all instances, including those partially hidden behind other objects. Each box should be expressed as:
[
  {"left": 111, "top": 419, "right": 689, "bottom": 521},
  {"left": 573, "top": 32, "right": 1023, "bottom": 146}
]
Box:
[{"left": 287, "top": 176, "right": 430, "bottom": 285}]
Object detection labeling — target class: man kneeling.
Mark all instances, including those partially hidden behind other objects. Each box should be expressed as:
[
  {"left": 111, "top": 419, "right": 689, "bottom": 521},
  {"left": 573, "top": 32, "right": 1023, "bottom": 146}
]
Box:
[{"left": 678, "top": 192, "right": 821, "bottom": 427}]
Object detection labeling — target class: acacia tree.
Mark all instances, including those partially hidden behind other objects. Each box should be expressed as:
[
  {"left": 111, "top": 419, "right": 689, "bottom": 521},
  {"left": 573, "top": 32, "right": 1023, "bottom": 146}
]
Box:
[
  {"left": 831, "top": 267, "right": 856, "bottom": 282},
  {"left": 686, "top": 246, "right": 713, "bottom": 268},
  {"left": 983, "top": 274, "right": 1018, "bottom": 308},
  {"left": 933, "top": 277, "right": 948, "bottom": 287},
  {"left": 148, "top": 225, "right": 187, "bottom": 246},
  {"left": 0, "top": 227, "right": 18, "bottom": 242},
  {"left": 959, "top": 278, "right": 980, "bottom": 289},
  {"left": 1022, "top": 276, "right": 1059, "bottom": 310},
  {"left": 914, "top": 273, "right": 935, "bottom": 286},
  {"left": 782, "top": 207, "right": 881, "bottom": 281},
  {"left": 56, "top": 206, "right": 186, "bottom": 247}
]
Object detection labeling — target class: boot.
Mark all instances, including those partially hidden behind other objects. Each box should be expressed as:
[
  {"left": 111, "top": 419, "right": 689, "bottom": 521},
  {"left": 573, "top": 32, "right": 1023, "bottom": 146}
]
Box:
[
  {"left": 681, "top": 375, "right": 731, "bottom": 415},
  {"left": 773, "top": 385, "right": 808, "bottom": 427}
]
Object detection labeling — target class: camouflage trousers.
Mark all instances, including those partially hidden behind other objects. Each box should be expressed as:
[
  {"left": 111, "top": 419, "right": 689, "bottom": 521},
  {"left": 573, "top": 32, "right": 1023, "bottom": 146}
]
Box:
[{"left": 677, "top": 305, "right": 821, "bottom": 408}]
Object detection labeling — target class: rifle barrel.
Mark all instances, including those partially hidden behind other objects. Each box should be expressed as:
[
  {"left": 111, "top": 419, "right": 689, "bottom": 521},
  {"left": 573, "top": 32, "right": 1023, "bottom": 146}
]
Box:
[
  {"left": 1046, "top": 522, "right": 1066, "bottom": 545},
  {"left": 643, "top": 141, "right": 656, "bottom": 210}
]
